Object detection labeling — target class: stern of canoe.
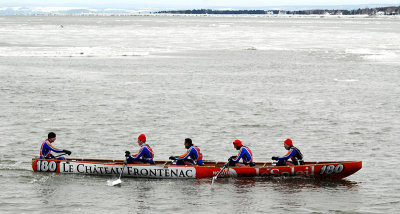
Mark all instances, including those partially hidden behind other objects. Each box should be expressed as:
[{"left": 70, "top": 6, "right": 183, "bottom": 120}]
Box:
[{"left": 313, "top": 161, "right": 362, "bottom": 179}]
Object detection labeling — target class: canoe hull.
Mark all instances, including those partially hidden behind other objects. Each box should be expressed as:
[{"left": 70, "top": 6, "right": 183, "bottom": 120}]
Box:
[
  {"left": 197, "top": 161, "right": 362, "bottom": 179},
  {"left": 32, "top": 158, "right": 362, "bottom": 180}
]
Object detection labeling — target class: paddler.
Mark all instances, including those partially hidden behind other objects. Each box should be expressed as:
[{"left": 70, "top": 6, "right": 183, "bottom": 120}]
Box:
[
  {"left": 271, "top": 138, "right": 304, "bottom": 166},
  {"left": 125, "top": 134, "right": 155, "bottom": 164},
  {"left": 169, "top": 138, "right": 204, "bottom": 166},
  {"left": 40, "top": 132, "right": 72, "bottom": 160},
  {"left": 228, "top": 139, "right": 255, "bottom": 167}
]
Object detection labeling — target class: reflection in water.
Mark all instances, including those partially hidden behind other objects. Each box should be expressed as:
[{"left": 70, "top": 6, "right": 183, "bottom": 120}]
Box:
[
  {"left": 207, "top": 176, "right": 360, "bottom": 211},
  {"left": 27, "top": 171, "right": 362, "bottom": 213},
  {"left": 32, "top": 173, "right": 59, "bottom": 205},
  {"left": 207, "top": 176, "right": 358, "bottom": 192},
  {"left": 250, "top": 177, "right": 357, "bottom": 191},
  {"left": 128, "top": 179, "right": 152, "bottom": 212},
  {"left": 134, "top": 199, "right": 150, "bottom": 212}
]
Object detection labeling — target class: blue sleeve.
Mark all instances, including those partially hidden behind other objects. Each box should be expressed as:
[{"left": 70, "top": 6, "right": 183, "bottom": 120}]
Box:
[
  {"left": 131, "top": 147, "right": 146, "bottom": 161},
  {"left": 278, "top": 149, "right": 297, "bottom": 161},
  {"left": 45, "top": 142, "right": 64, "bottom": 153},
  {"left": 232, "top": 149, "right": 244, "bottom": 163},
  {"left": 176, "top": 148, "right": 194, "bottom": 161}
]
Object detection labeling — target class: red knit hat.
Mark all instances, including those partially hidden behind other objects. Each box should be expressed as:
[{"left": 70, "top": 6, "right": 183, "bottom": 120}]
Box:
[
  {"left": 284, "top": 138, "right": 293, "bottom": 146},
  {"left": 233, "top": 139, "right": 243, "bottom": 147},
  {"left": 138, "top": 134, "right": 146, "bottom": 142}
]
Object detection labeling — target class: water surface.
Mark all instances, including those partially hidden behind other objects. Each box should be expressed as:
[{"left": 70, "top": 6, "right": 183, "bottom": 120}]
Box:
[{"left": 0, "top": 15, "right": 399, "bottom": 213}]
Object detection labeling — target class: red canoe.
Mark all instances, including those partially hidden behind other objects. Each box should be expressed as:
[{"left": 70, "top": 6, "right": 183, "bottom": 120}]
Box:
[{"left": 32, "top": 157, "right": 362, "bottom": 180}]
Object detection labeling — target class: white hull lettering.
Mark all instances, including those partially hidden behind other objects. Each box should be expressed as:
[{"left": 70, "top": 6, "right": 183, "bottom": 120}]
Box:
[
  {"left": 261, "top": 166, "right": 314, "bottom": 177},
  {"left": 320, "top": 164, "right": 344, "bottom": 175},
  {"left": 36, "top": 160, "right": 57, "bottom": 172}
]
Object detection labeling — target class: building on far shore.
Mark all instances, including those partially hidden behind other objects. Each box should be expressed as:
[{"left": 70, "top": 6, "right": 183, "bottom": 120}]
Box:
[{"left": 376, "top": 11, "right": 386, "bottom": 15}]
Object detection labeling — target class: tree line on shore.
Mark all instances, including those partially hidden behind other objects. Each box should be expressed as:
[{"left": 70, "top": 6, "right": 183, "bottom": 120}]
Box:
[{"left": 157, "top": 6, "right": 400, "bottom": 15}]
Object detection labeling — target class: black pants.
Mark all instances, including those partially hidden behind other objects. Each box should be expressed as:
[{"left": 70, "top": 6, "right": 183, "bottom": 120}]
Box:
[
  {"left": 228, "top": 161, "right": 256, "bottom": 167},
  {"left": 127, "top": 159, "right": 154, "bottom": 165},
  {"left": 276, "top": 160, "right": 304, "bottom": 166}
]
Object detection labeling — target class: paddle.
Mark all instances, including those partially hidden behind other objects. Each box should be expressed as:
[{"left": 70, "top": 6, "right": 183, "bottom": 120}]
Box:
[
  {"left": 211, "top": 162, "right": 229, "bottom": 185},
  {"left": 54, "top": 153, "right": 67, "bottom": 158},
  {"left": 108, "top": 159, "right": 127, "bottom": 186}
]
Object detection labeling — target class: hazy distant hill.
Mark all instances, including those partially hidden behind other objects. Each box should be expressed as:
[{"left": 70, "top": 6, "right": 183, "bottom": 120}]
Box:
[{"left": 0, "top": 7, "right": 149, "bottom": 15}]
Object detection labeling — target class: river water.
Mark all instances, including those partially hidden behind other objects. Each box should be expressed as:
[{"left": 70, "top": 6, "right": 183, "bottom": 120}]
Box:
[{"left": 0, "top": 15, "right": 399, "bottom": 213}]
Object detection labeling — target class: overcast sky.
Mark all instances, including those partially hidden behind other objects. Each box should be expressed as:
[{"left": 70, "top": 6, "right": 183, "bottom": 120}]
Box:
[{"left": 2, "top": 0, "right": 400, "bottom": 8}]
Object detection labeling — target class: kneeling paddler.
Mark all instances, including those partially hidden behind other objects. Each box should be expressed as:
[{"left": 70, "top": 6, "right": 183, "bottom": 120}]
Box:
[
  {"left": 169, "top": 138, "right": 204, "bottom": 166},
  {"left": 228, "top": 139, "right": 255, "bottom": 167},
  {"left": 40, "top": 132, "right": 72, "bottom": 160},
  {"left": 125, "top": 134, "right": 155, "bottom": 164},
  {"left": 272, "top": 138, "right": 304, "bottom": 166}
]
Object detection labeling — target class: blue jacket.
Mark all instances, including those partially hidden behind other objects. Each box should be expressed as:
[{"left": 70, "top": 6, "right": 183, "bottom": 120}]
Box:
[
  {"left": 278, "top": 146, "right": 304, "bottom": 164},
  {"left": 232, "top": 146, "right": 254, "bottom": 164},
  {"left": 176, "top": 146, "right": 203, "bottom": 165},
  {"left": 40, "top": 140, "right": 63, "bottom": 159},
  {"left": 128, "top": 144, "right": 154, "bottom": 163}
]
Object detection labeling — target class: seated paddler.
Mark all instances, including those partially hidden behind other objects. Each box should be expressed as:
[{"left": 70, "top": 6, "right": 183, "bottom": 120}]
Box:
[
  {"left": 228, "top": 139, "right": 255, "bottom": 167},
  {"left": 40, "top": 132, "right": 72, "bottom": 160},
  {"left": 125, "top": 134, "right": 155, "bottom": 164},
  {"left": 271, "top": 138, "right": 304, "bottom": 166},
  {"left": 169, "top": 138, "right": 204, "bottom": 166}
]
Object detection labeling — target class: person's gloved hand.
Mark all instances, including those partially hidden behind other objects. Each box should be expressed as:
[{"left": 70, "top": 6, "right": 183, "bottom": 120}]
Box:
[
  {"left": 63, "top": 150, "right": 72, "bottom": 155},
  {"left": 169, "top": 156, "right": 176, "bottom": 160},
  {"left": 228, "top": 156, "right": 236, "bottom": 161},
  {"left": 271, "top": 156, "right": 279, "bottom": 161},
  {"left": 125, "top": 151, "right": 130, "bottom": 157}
]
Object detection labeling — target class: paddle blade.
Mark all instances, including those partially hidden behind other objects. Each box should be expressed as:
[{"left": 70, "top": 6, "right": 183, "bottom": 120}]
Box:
[
  {"left": 107, "top": 179, "right": 122, "bottom": 186},
  {"left": 211, "top": 176, "right": 216, "bottom": 185}
]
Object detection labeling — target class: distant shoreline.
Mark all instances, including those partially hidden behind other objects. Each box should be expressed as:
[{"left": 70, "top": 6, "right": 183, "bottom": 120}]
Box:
[
  {"left": 0, "top": 5, "right": 399, "bottom": 16},
  {"left": 158, "top": 7, "right": 400, "bottom": 16},
  {"left": 1, "top": 14, "right": 399, "bottom": 19}
]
